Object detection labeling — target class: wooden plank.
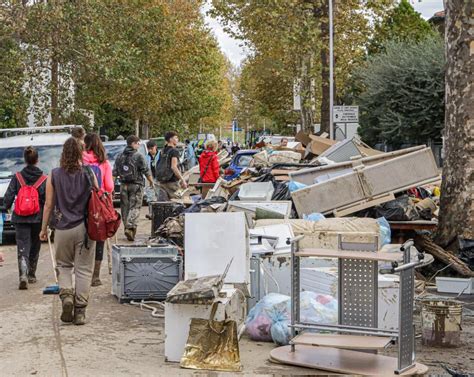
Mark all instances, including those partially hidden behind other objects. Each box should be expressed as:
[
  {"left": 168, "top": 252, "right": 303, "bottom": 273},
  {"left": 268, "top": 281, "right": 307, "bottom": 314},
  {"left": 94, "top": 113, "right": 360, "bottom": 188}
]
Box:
[
  {"left": 296, "top": 248, "right": 402, "bottom": 262},
  {"left": 270, "top": 345, "right": 428, "bottom": 376},
  {"left": 271, "top": 169, "right": 297, "bottom": 175},
  {"left": 292, "top": 333, "right": 392, "bottom": 350}
]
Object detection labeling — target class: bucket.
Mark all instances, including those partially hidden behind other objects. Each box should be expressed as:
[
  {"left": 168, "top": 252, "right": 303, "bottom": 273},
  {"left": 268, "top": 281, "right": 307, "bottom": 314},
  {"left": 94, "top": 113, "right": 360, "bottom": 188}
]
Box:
[{"left": 421, "top": 299, "right": 463, "bottom": 347}]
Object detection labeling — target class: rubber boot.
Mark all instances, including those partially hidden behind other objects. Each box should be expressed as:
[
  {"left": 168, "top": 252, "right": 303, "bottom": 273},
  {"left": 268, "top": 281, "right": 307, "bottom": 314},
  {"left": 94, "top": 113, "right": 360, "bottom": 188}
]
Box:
[
  {"left": 91, "top": 260, "right": 102, "bottom": 287},
  {"left": 28, "top": 253, "right": 40, "bottom": 284},
  {"left": 18, "top": 256, "right": 28, "bottom": 290},
  {"left": 74, "top": 307, "right": 86, "bottom": 325},
  {"left": 59, "top": 288, "right": 74, "bottom": 323},
  {"left": 124, "top": 228, "right": 134, "bottom": 242}
]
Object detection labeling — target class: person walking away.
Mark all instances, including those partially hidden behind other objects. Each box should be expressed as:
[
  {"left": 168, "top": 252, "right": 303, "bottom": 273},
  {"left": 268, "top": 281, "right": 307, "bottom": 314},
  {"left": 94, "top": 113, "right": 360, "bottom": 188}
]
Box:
[
  {"left": 155, "top": 131, "right": 188, "bottom": 200},
  {"left": 185, "top": 139, "right": 197, "bottom": 170},
  {"left": 145, "top": 140, "right": 161, "bottom": 204},
  {"left": 71, "top": 126, "right": 85, "bottom": 147},
  {"left": 39, "top": 138, "right": 98, "bottom": 325},
  {"left": 83, "top": 133, "right": 114, "bottom": 286},
  {"left": 198, "top": 140, "right": 220, "bottom": 198},
  {"left": 3, "top": 147, "right": 47, "bottom": 289},
  {"left": 113, "top": 135, "right": 153, "bottom": 241}
]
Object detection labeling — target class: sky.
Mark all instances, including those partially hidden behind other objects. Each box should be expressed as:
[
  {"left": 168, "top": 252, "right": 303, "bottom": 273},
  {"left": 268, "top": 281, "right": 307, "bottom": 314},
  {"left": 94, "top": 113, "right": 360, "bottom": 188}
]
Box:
[{"left": 204, "top": 0, "right": 444, "bottom": 66}]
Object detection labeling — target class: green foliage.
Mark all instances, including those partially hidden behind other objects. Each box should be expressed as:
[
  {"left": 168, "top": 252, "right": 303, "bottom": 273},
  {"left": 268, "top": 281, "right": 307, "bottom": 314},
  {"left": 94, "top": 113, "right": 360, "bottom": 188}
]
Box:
[
  {"left": 0, "top": 21, "right": 28, "bottom": 128},
  {"left": 356, "top": 36, "right": 445, "bottom": 146},
  {"left": 211, "top": 0, "right": 394, "bottom": 133},
  {"left": 0, "top": 0, "right": 233, "bottom": 135},
  {"left": 369, "top": 0, "right": 436, "bottom": 54}
]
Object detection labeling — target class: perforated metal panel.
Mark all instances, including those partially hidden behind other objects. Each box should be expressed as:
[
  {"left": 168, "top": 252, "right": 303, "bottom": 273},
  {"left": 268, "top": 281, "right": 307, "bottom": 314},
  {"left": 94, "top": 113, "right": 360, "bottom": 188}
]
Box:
[
  {"left": 338, "top": 259, "right": 378, "bottom": 327},
  {"left": 397, "top": 268, "right": 415, "bottom": 372}
]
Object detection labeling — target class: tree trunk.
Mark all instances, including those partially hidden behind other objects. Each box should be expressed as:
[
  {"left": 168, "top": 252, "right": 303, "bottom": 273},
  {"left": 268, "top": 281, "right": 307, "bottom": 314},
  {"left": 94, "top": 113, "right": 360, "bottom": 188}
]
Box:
[
  {"left": 319, "top": 0, "right": 330, "bottom": 134},
  {"left": 436, "top": 0, "right": 474, "bottom": 247},
  {"left": 50, "top": 56, "right": 60, "bottom": 126},
  {"left": 135, "top": 118, "right": 140, "bottom": 137}
]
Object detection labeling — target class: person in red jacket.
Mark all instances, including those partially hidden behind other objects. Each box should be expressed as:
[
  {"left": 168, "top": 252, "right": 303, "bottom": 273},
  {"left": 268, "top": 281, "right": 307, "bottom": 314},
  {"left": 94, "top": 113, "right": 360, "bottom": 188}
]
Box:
[
  {"left": 83, "top": 133, "right": 114, "bottom": 287},
  {"left": 199, "top": 140, "right": 220, "bottom": 197}
]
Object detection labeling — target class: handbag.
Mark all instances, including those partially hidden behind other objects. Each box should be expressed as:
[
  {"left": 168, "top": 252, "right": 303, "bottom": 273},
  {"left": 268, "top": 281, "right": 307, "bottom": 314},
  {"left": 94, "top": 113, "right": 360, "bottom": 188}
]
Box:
[{"left": 180, "top": 301, "right": 242, "bottom": 372}]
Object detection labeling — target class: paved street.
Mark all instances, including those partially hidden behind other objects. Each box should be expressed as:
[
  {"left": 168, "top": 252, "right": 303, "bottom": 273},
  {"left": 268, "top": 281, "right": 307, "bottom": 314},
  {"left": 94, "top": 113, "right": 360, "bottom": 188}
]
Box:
[{"left": 1, "top": 209, "right": 472, "bottom": 376}]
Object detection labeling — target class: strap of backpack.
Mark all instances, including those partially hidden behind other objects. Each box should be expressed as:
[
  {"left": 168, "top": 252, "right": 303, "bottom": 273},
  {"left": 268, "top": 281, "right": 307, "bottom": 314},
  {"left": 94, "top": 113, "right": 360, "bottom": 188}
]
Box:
[
  {"left": 199, "top": 155, "right": 214, "bottom": 182},
  {"left": 83, "top": 166, "right": 99, "bottom": 190},
  {"left": 16, "top": 172, "right": 26, "bottom": 187},
  {"left": 33, "top": 175, "right": 48, "bottom": 189}
]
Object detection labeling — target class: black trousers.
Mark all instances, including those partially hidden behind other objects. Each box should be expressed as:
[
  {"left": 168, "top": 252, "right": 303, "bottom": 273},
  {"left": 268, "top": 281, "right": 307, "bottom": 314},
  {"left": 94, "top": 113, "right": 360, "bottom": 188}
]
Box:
[
  {"left": 96, "top": 240, "right": 105, "bottom": 261},
  {"left": 15, "top": 222, "right": 42, "bottom": 277}
]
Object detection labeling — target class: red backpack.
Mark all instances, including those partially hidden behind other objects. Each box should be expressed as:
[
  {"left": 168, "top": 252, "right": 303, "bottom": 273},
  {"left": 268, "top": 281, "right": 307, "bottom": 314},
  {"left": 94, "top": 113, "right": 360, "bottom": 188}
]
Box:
[
  {"left": 14, "top": 173, "right": 47, "bottom": 217},
  {"left": 85, "top": 168, "right": 121, "bottom": 241}
]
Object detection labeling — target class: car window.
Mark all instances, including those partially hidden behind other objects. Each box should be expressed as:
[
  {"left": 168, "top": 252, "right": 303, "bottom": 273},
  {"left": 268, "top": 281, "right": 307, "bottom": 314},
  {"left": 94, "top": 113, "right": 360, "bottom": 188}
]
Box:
[
  {"left": 0, "top": 145, "right": 64, "bottom": 176},
  {"left": 236, "top": 154, "right": 254, "bottom": 167},
  {"left": 105, "top": 143, "right": 148, "bottom": 168}
]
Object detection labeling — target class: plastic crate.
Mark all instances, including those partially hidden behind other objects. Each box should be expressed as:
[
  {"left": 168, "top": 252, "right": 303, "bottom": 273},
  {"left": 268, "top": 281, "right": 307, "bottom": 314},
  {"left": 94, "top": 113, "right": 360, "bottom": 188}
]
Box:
[
  {"left": 112, "top": 244, "right": 182, "bottom": 303},
  {"left": 238, "top": 182, "right": 274, "bottom": 201}
]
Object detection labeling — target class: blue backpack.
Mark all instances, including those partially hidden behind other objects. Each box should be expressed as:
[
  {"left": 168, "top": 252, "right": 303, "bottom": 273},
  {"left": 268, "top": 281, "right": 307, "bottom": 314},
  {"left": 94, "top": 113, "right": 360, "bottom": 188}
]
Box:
[{"left": 86, "top": 163, "right": 103, "bottom": 188}]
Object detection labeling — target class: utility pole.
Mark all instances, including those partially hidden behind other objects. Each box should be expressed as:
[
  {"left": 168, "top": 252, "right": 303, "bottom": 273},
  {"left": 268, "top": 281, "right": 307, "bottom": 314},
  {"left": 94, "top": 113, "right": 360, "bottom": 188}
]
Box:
[{"left": 329, "top": 0, "right": 334, "bottom": 140}]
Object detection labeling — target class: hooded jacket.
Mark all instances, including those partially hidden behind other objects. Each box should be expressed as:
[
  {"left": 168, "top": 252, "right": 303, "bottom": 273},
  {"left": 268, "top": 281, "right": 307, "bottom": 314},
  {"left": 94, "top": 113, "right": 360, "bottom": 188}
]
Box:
[
  {"left": 3, "top": 165, "right": 46, "bottom": 224},
  {"left": 198, "top": 150, "right": 220, "bottom": 183},
  {"left": 82, "top": 150, "right": 114, "bottom": 193}
]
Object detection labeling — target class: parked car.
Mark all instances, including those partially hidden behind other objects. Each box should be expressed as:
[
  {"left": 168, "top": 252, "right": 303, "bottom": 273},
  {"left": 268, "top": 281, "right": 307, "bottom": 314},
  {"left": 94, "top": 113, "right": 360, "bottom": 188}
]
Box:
[
  {"left": 104, "top": 140, "right": 148, "bottom": 203},
  {"left": 224, "top": 150, "right": 258, "bottom": 181},
  {"left": 0, "top": 132, "right": 71, "bottom": 242}
]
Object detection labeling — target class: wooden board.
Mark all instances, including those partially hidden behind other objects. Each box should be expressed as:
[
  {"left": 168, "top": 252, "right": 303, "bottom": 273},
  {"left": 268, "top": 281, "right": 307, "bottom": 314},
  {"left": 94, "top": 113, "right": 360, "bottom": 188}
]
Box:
[
  {"left": 296, "top": 248, "right": 402, "bottom": 262},
  {"left": 292, "top": 333, "right": 392, "bottom": 350},
  {"left": 270, "top": 345, "right": 428, "bottom": 376}
]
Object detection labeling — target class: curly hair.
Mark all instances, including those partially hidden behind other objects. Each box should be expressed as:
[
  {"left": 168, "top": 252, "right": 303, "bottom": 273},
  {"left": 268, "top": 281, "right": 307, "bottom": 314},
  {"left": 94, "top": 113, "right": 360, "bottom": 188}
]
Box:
[{"left": 60, "top": 137, "right": 83, "bottom": 173}]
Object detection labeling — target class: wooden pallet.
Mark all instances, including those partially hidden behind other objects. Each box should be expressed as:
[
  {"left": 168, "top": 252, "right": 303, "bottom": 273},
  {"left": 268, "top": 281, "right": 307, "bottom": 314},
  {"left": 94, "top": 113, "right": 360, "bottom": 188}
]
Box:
[
  {"left": 291, "top": 333, "right": 392, "bottom": 351},
  {"left": 270, "top": 345, "right": 428, "bottom": 376}
]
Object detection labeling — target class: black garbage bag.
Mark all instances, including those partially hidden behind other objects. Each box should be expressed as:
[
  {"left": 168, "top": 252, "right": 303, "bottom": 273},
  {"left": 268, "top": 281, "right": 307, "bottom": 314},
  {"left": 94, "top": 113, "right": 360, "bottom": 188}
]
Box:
[
  {"left": 459, "top": 238, "right": 474, "bottom": 269},
  {"left": 272, "top": 181, "right": 291, "bottom": 201},
  {"left": 374, "top": 195, "right": 420, "bottom": 221},
  {"left": 184, "top": 196, "right": 227, "bottom": 213}
]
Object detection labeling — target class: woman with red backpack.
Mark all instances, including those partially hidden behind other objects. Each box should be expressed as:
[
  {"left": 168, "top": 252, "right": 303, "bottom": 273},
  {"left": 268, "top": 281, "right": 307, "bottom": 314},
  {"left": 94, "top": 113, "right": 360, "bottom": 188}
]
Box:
[
  {"left": 39, "top": 137, "right": 98, "bottom": 325},
  {"left": 4, "top": 147, "right": 47, "bottom": 290},
  {"left": 83, "top": 133, "right": 114, "bottom": 287},
  {"left": 198, "top": 140, "right": 220, "bottom": 197}
]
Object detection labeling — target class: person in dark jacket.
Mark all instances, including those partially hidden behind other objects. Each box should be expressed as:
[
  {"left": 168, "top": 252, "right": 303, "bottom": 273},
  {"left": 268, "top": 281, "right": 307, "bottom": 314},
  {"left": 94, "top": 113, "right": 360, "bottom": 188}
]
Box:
[
  {"left": 198, "top": 140, "right": 220, "bottom": 197},
  {"left": 112, "top": 135, "right": 154, "bottom": 241},
  {"left": 3, "top": 146, "right": 47, "bottom": 290}
]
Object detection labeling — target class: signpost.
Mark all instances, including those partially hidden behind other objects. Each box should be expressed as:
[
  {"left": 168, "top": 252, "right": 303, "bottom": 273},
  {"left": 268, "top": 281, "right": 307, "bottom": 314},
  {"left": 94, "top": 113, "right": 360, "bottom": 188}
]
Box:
[
  {"left": 333, "top": 106, "right": 359, "bottom": 123},
  {"left": 333, "top": 106, "right": 359, "bottom": 140}
]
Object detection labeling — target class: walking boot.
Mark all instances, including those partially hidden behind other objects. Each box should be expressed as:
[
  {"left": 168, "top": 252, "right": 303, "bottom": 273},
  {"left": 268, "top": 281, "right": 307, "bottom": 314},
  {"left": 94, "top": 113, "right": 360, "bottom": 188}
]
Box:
[
  {"left": 74, "top": 307, "right": 86, "bottom": 325},
  {"left": 91, "top": 260, "right": 102, "bottom": 287},
  {"left": 124, "top": 228, "right": 134, "bottom": 242},
  {"left": 59, "top": 288, "right": 74, "bottom": 323},
  {"left": 131, "top": 227, "right": 137, "bottom": 240},
  {"left": 18, "top": 256, "right": 28, "bottom": 290}
]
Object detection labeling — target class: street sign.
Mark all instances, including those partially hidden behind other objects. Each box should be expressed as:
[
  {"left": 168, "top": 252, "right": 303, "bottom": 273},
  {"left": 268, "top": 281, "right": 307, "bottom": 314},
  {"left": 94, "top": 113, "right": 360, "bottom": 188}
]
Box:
[{"left": 333, "top": 106, "right": 359, "bottom": 123}]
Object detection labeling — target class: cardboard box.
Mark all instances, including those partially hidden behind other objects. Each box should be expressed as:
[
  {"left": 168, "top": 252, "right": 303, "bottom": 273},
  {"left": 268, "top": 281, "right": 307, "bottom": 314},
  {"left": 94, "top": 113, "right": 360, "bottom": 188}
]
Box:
[{"left": 308, "top": 134, "right": 337, "bottom": 156}]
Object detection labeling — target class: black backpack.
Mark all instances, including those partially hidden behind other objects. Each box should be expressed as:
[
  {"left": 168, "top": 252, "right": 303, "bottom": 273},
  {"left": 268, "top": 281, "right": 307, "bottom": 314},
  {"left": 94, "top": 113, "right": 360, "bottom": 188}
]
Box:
[
  {"left": 155, "top": 148, "right": 175, "bottom": 182},
  {"left": 116, "top": 152, "right": 138, "bottom": 183}
]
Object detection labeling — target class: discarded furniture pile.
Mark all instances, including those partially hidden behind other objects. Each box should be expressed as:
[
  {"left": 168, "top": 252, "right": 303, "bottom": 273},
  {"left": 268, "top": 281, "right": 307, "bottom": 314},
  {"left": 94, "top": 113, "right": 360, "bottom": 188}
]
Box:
[{"left": 108, "top": 133, "right": 472, "bottom": 375}]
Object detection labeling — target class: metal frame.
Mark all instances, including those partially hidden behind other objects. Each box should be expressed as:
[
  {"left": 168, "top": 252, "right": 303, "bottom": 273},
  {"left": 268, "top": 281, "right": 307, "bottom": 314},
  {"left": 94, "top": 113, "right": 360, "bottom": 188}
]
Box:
[
  {"left": 0, "top": 125, "right": 81, "bottom": 134},
  {"left": 287, "top": 236, "right": 422, "bottom": 374}
]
